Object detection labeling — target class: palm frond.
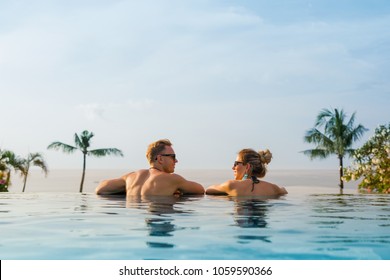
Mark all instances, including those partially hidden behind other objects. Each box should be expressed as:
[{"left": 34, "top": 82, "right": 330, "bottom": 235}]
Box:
[
  {"left": 315, "top": 108, "right": 333, "bottom": 128},
  {"left": 349, "top": 124, "right": 368, "bottom": 143},
  {"left": 344, "top": 149, "right": 356, "bottom": 157},
  {"left": 33, "top": 159, "right": 49, "bottom": 175},
  {"left": 28, "top": 153, "right": 49, "bottom": 175},
  {"left": 74, "top": 133, "right": 83, "bottom": 150},
  {"left": 301, "top": 149, "right": 331, "bottom": 160},
  {"left": 346, "top": 111, "right": 356, "bottom": 128},
  {"left": 304, "top": 128, "right": 334, "bottom": 149},
  {"left": 81, "top": 131, "right": 94, "bottom": 148},
  {"left": 88, "top": 148, "right": 124, "bottom": 157},
  {"left": 18, "top": 164, "right": 28, "bottom": 176},
  {"left": 47, "top": 142, "right": 77, "bottom": 154},
  {"left": 75, "top": 131, "right": 94, "bottom": 151}
]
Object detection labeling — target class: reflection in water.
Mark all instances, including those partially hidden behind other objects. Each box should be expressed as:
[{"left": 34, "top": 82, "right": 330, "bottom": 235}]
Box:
[
  {"left": 127, "top": 196, "right": 194, "bottom": 249},
  {"left": 96, "top": 194, "right": 127, "bottom": 215},
  {"left": 233, "top": 198, "right": 269, "bottom": 228},
  {"left": 310, "top": 194, "right": 390, "bottom": 221},
  {"left": 73, "top": 193, "right": 90, "bottom": 213},
  {"left": 146, "top": 218, "right": 175, "bottom": 237},
  {"left": 309, "top": 194, "right": 390, "bottom": 246},
  {"left": 230, "top": 197, "right": 272, "bottom": 244}
]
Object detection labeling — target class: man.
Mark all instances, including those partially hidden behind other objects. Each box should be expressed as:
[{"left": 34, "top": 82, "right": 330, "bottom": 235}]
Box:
[{"left": 95, "top": 139, "right": 204, "bottom": 196}]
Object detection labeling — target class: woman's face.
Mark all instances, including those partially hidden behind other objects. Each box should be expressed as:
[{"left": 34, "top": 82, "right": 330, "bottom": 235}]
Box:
[{"left": 232, "top": 155, "right": 247, "bottom": 180}]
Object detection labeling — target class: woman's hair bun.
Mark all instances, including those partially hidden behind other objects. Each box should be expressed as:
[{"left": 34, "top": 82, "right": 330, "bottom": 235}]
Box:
[{"left": 258, "top": 149, "right": 272, "bottom": 165}]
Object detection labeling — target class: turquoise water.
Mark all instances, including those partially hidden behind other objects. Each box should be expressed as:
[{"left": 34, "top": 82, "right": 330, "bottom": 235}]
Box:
[{"left": 0, "top": 192, "right": 389, "bottom": 260}]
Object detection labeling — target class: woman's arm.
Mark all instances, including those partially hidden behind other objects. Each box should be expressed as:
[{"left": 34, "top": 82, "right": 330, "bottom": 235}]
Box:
[
  {"left": 206, "top": 181, "right": 231, "bottom": 195},
  {"left": 279, "top": 186, "right": 288, "bottom": 195}
]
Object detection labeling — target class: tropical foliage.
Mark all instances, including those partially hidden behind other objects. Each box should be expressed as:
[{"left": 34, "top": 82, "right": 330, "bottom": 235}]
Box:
[
  {"left": 0, "top": 149, "right": 22, "bottom": 192},
  {"left": 343, "top": 124, "right": 390, "bottom": 193},
  {"left": 0, "top": 170, "right": 9, "bottom": 192},
  {"left": 47, "top": 130, "right": 123, "bottom": 193},
  {"left": 1, "top": 149, "right": 48, "bottom": 192},
  {"left": 303, "top": 108, "right": 367, "bottom": 190},
  {"left": 19, "top": 153, "right": 49, "bottom": 192}
]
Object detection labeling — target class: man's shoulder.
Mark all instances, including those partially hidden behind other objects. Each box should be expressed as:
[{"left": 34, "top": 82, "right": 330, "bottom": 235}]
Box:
[
  {"left": 153, "top": 172, "right": 190, "bottom": 186},
  {"left": 161, "top": 172, "right": 184, "bottom": 181},
  {"left": 124, "top": 169, "right": 148, "bottom": 178}
]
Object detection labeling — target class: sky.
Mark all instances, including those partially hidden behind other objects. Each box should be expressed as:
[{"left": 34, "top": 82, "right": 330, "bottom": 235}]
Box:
[{"left": 1, "top": 0, "right": 389, "bottom": 172}]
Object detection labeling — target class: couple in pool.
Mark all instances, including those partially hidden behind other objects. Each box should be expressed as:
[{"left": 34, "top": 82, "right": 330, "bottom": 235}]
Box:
[{"left": 95, "top": 139, "right": 287, "bottom": 197}]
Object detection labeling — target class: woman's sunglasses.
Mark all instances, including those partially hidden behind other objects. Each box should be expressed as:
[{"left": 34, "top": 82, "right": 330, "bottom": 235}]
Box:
[{"left": 233, "top": 161, "right": 243, "bottom": 167}]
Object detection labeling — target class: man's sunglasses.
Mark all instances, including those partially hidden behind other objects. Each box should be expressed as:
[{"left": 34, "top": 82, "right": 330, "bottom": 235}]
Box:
[
  {"left": 159, "top": 154, "right": 176, "bottom": 161},
  {"left": 233, "top": 161, "right": 243, "bottom": 167}
]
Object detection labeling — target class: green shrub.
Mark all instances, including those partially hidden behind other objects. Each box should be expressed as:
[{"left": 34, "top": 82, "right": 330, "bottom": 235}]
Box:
[{"left": 344, "top": 124, "right": 390, "bottom": 193}]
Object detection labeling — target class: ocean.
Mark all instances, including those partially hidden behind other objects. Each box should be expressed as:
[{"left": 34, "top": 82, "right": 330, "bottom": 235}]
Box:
[{"left": 6, "top": 169, "right": 359, "bottom": 194}]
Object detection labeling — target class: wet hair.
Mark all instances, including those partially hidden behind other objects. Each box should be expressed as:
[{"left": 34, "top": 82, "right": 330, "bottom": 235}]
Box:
[
  {"left": 146, "top": 139, "right": 172, "bottom": 164},
  {"left": 238, "top": 148, "right": 272, "bottom": 178}
]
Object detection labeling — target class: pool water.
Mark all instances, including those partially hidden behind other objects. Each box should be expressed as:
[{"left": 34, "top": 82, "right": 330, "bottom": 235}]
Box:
[{"left": 1, "top": 191, "right": 389, "bottom": 260}]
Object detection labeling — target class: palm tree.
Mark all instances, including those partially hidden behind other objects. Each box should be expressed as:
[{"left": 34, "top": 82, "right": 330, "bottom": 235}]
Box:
[
  {"left": 47, "top": 130, "right": 123, "bottom": 192},
  {"left": 0, "top": 149, "right": 23, "bottom": 191},
  {"left": 20, "top": 153, "right": 49, "bottom": 192},
  {"left": 302, "top": 108, "right": 367, "bottom": 191}
]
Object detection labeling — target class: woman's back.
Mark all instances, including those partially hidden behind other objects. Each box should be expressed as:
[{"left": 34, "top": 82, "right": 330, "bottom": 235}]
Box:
[{"left": 229, "top": 179, "right": 287, "bottom": 197}]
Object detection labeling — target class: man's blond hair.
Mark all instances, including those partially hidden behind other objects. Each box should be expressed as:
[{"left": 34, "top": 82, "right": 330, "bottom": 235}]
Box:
[{"left": 146, "top": 139, "right": 172, "bottom": 164}]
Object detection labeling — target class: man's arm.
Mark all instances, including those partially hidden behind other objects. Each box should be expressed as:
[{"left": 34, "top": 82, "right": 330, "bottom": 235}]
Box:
[
  {"left": 175, "top": 175, "right": 205, "bottom": 195},
  {"left": 95, "top": 174, "right": 130, "bottom": 195}
]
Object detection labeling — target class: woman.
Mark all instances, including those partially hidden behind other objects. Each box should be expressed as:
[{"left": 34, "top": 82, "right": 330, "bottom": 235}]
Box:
[{"left": 206, "top": 148, "right": 287, "bottom": 196}]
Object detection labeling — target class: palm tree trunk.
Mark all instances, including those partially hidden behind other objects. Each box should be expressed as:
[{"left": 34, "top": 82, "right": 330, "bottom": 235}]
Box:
[
  {"left": 22, "top": 174, "right": 28, "bottom": 192},
  {"left": 22, "top": 167, "right": 29, "bottom": 192},
  {"left": 338, "top": 155, "right": 344, "bottom": 192},
  {"left": 79, "top": 153, "right": 87, "bottom": 193}
]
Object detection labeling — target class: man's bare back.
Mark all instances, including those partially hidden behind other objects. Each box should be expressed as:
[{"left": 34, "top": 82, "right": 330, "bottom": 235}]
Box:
[
  {"left": 95, "top": 139, "right": 204, "bottom": 196},
  {"left": 125, "top": 168, "right": 203, "bottom": 196}
]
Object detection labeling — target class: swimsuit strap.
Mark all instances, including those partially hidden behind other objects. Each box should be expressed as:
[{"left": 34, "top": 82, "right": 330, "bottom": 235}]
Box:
[{"left": 250, "top": 176, "right": 260, "bottom": 192}]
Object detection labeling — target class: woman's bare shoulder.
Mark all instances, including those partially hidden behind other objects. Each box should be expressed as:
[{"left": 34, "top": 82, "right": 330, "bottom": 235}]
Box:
[{"left": 261, "top": 180, "right": 287, "bottom": 194}]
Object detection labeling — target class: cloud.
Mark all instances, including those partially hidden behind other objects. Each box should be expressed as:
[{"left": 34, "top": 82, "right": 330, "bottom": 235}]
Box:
[
  {"left": 125, "top": 98, "right": 155, "bottom": 110},
  {"left": 77, "top": 98, "right": 155, "bottom": 121},
  {"left": 77, "top": 103, "right": 105, "bottom": 121}
]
